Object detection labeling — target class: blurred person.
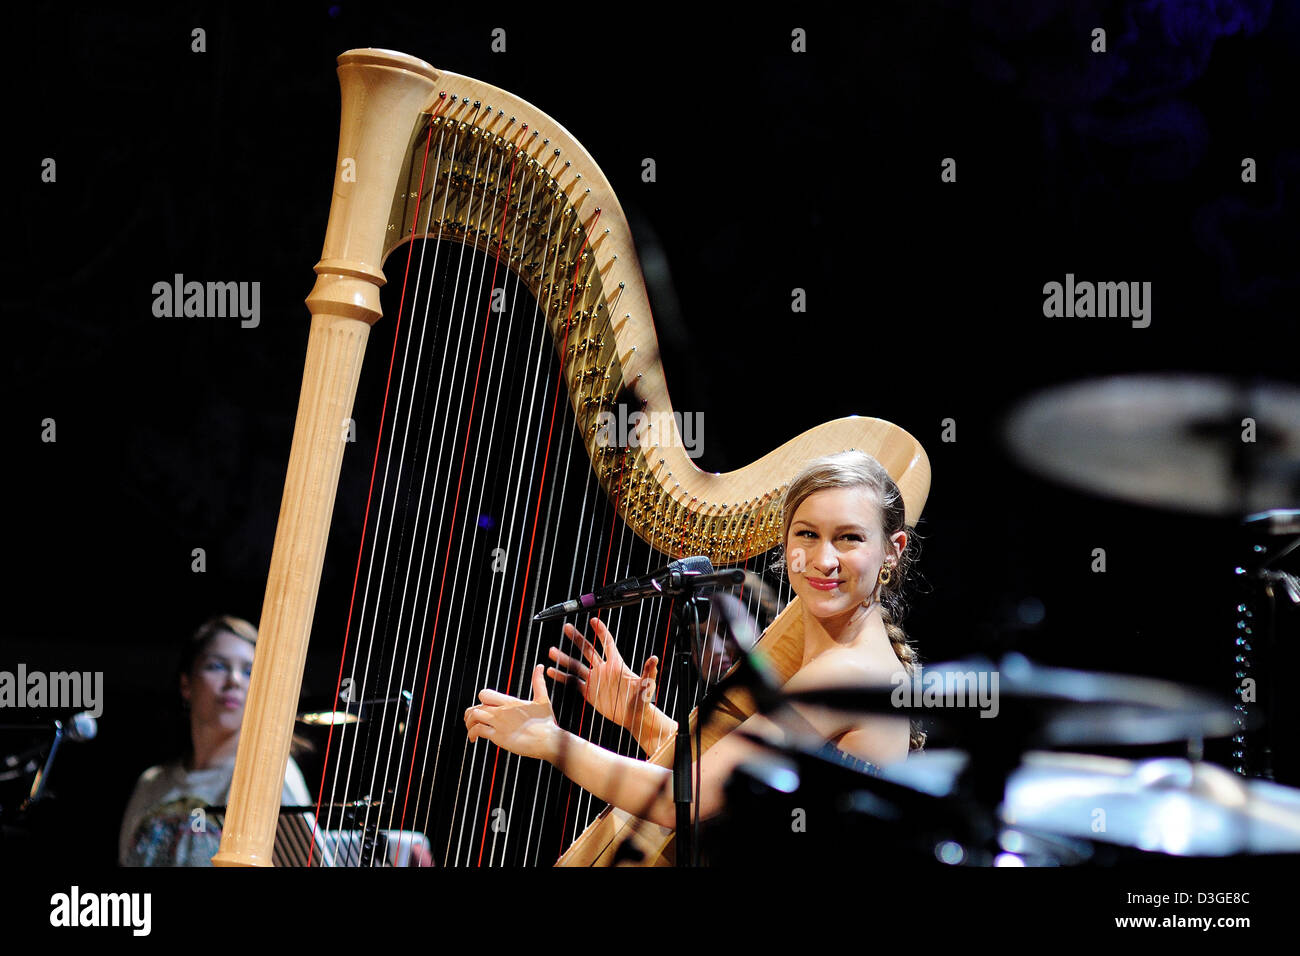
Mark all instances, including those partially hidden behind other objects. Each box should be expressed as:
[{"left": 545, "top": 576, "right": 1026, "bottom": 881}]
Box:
[{"left": 118, "top": 615, "right": 311, "bottom": 866}]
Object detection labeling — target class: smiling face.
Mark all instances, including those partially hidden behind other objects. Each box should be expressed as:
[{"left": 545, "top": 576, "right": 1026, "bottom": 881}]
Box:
[
  {"left": 180, "top": 629, "right": 255, "bottom": 739},
  {"left": 785, "top": 486, "right": 905, "bottom": 628}
]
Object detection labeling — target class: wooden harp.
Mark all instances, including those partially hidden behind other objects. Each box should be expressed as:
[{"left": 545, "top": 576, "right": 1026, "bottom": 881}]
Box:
[{"left": 213, "top": 48, "right": 930, "bottom": 868}]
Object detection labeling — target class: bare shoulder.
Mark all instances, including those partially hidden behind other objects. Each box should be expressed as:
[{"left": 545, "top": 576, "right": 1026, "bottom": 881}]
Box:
[
  {"left": 785, "top": 644, "right": 905, "bottom": 691},
  {"left": 786, "top": 647, "right": 910, "bottom": 766}
]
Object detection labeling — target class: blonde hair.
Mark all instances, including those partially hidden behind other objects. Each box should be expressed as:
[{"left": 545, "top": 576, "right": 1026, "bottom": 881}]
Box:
[{"left": 781, "top": 451, "right": 926, "bottom": 751}]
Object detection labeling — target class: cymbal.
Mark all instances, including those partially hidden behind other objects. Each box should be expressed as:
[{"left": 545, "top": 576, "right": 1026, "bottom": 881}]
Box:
[
  {"left": 878, "top": 750, "right": 1300, "bottom": 857},
  {"left": 1003, "top": 375, "right": 1300, "bottom": 515},
  {"left": 730, "top": 742, "right": 1300, "bottom": 860},
  {"left": 1003, "top": 752, "right": 1300, "bottom": 856},
  {"left": 782, "top": 653, "right": 1241, "bottom": 747}
]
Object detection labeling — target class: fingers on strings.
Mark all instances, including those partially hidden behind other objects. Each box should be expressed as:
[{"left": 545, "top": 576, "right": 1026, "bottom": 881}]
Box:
[
  {"left": 548, "top": 645, "right": 590, "bottom": 680},
  {"left": 562, "top": 622, "right": 601, "bottom": 665},
  {"left": 465, "top": 705, "right": 493, "bottom": 743}
]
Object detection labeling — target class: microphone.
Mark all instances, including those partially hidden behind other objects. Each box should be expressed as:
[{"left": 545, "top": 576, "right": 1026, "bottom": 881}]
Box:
[
  {"left": 534, "top": 556, "right": 716, "bottom": 621},
  {"left": 65, "top": 712, "right": 98, "bottom": 743},
  {"left": 0, "top": 713, "right": 99, "bottom": 741}
]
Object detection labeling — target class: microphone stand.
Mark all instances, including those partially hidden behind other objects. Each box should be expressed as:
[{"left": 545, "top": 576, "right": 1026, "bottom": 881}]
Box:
[
  {"left": 662, "top": 569, "right": 742, "bottom": 867},
  {"left": 539, "top": 562, "right": 742, "bottom": 866},
  {"left": 672, "top": 594, "right": 709, "bottom": 868},
  {"left": 0, "top": 720, "right": 72, "bottom": 815}
]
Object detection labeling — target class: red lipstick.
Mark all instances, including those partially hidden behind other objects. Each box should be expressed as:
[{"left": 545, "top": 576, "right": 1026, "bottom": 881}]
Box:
[{"left": 806, "top": 577, "right": 841, "bottom": 591}]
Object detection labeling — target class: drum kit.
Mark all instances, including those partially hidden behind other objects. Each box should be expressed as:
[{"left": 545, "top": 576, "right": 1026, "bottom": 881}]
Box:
[{"left": 704, "top": 374, "right": 1300, "bottom": 867}]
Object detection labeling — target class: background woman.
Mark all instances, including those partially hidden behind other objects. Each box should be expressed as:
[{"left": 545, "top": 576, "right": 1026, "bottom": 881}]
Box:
[{"left": 118, "top": 615, "right": 312, "bottom": 866}]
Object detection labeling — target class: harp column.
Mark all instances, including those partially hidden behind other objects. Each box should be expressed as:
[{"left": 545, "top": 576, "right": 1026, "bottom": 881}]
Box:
[{"left": 213, "top": 49, "right": 439, "bottom": 867}]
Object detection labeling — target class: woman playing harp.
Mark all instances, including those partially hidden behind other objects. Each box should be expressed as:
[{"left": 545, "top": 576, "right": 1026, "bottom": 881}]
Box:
[
  {"left": 213, "top": 48, "right": 931, "bottom": 867},
  {"left": 465, "top": 450, "right": 926, "bottom": 830}
]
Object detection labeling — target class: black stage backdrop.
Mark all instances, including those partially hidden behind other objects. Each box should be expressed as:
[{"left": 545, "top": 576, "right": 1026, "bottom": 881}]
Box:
[{"left": 5, "top": 0, "right": 1299, "bottom": 930}]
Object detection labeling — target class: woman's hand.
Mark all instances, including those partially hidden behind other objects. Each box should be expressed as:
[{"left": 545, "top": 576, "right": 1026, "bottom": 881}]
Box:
[
  {"left": 547, "top": 618, "right": 658, "bottom": 730},
  {"left": 465, "top": 665, "right": 561, "bottom": 763}
]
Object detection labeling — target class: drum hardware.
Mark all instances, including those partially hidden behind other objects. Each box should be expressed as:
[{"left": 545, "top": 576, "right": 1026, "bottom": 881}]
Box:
[
  {"left": 704, "top": 376, "right": 1300, "bottom": 863},
  {"left": 1003, "top": 375, "right": 1299, "bottom": 783},
  {"left": 724, "top": 652, "right": 1300, "bottom": 864},
  {"left": 1234, "top": 509, "right": 1300, "bottom": 780},
  {"left": 715, "top": 736, "right": 1300, "bottom": 865}
]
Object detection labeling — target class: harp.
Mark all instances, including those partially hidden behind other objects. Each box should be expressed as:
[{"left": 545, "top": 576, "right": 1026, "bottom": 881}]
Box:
[{"left": 212, "top": 48, "right": 930, "bottom": 868}]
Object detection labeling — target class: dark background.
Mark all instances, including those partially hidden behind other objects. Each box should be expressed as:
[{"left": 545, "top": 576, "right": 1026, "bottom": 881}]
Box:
[{"left": 5, "top": 1, "right": 1299, "bottom": 873}]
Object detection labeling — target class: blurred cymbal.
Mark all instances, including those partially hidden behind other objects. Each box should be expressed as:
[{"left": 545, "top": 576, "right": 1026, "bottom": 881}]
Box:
[
  {"left": 1003, "top": 375, "right": 1300, "bottom": 515},
  {"left": 782, "top": 653, "right": 1241, "bottom": 747},
  {"left": 880, "top": 750, "right": 1300, "bottom": 857},
  {"left": 1003, "top": 752, "right": 1300, "bottom": 856}
]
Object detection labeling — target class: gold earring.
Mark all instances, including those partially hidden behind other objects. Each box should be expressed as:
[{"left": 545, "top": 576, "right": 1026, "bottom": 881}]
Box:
[{"left": 878, "top": 564, "right": 892, "bottom": 586}]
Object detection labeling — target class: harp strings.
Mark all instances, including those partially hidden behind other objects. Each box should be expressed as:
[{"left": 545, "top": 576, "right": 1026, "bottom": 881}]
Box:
[
  {"left": 426, "top": 129, "right": 534, "bottom": 866},
  {"left": 384, "top": 108, "right": 629, "bottom": 863},
  {"left": 551, "top": 463, "right": 662, "bottom": 857},
  {"left": 465, "top": 195, "right": 602, "bottom": 867},
  {"left": 308, "top": 112, "right": 445, "bottom": 865},
  {"left": 459, "top": 149, "right": 611, "bottom": 866},
  {"left": 409, "top": 115, "right": 573, "bottom": 867},
  {"left": 501, "top": 343, "right": 632, "bottom": 865},
  {"left": 313, "top": 103, "right": 792, "bottom": 865},
  {"left": 502, "top": 390, "right": 631, "bottom": 865},
  {"left": 388, "top": 115, "right": 526, "bottom": 856},
  {"left": 316, "top": 113, "right": 460, "bottom": 860},
  {"left": 358, "top": 114, "right": 469, "bottom": 858}
]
